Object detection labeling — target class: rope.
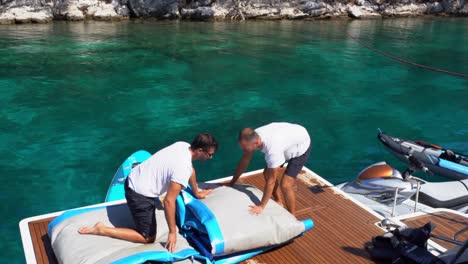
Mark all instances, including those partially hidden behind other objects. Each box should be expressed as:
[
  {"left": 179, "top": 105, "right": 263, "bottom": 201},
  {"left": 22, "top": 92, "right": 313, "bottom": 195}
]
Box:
[{"left": 345, "top": 32, "right": 468, "bottom": 78}]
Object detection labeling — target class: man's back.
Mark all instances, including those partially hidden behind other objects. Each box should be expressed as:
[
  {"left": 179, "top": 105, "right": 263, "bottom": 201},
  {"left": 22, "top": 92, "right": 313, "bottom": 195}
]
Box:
[
  {"left": 127, "top": 142, "right": 193, "bottom": 198},
  {"left": 256, "top": 122, "right": 310, "bottom": 168}
]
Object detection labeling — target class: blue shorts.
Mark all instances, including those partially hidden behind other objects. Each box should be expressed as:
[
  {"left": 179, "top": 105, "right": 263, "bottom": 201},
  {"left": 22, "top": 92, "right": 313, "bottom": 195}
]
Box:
[{"left": 125, "top": 179, "right": 157, "bottom": 239}]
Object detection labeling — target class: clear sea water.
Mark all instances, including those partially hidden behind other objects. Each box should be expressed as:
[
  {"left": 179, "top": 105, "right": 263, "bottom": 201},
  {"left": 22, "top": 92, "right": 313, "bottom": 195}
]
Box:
[{"left": 0, "top": 18, "right": 467, "bottom": 262}]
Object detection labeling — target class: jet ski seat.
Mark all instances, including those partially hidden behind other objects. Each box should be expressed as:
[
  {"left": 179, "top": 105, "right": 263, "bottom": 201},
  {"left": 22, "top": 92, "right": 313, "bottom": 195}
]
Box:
[{"left": 418, "top": 180, "right": 468, "bottom": 209}]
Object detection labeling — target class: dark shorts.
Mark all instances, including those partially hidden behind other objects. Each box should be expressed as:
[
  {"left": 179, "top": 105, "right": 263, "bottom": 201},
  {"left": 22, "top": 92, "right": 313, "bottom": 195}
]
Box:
[
  {"left": 285, "top": 143, "right": 311, "bottom": 177},
  {"left": 124, "top": 179, "right": 157, "bottom": 239}
]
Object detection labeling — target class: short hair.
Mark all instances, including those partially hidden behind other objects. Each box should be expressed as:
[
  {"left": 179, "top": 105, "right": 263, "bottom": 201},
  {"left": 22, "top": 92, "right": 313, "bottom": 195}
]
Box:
[
  {"left": 191, "top": 133, "right": 218, "bottom": 151},
  {"left": 238, "top": 128, "right": 259, "bottom": 142}
]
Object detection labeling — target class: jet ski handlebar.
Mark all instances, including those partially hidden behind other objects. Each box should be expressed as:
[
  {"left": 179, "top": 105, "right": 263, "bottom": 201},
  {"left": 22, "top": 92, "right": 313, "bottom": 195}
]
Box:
[{"left": 402, "top": 150, "right": 433, "bottom": 179}]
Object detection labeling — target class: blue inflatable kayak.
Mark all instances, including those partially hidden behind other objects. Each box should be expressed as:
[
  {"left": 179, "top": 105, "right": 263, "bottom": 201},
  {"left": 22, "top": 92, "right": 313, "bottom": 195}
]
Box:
[
  {"left": 378, "top": 131, "right": 468, "bottom": 180},
  {"left": 105, "top": 150, "right": 152, "bottom": 202}
]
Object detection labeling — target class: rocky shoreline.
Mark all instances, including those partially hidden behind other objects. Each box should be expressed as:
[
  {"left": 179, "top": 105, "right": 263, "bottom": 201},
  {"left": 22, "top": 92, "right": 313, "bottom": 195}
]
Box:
[{"left": 0, "top": 0, "right": 467, "bottom": 24}]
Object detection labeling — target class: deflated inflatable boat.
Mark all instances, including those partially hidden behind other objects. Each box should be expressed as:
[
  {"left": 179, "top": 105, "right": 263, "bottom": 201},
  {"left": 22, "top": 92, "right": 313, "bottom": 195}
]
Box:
[{"left": 48, "top": 183, "right": 313, "bottom": 264}]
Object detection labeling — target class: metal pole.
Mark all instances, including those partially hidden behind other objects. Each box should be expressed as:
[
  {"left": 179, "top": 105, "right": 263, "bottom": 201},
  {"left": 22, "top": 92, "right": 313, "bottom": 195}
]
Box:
[
  {"left": 414, "top": 181, "right": 420, "bottom": 213},
  {"left": 391, "top": 187, "right": 398, "bottom": 217}
]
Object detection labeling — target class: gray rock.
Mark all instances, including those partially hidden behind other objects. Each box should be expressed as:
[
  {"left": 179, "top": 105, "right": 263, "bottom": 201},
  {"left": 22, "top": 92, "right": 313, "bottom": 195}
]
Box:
[
  {"left": 186, "top": 0, "right": 212, "bottom": 8},
  {"left": 180, "top": 6, "right": 213, "bottom": 19},
  {"left": 382, "top": 3, "right": 428, "bottom": 16},
  {"left": 442, "top": 0, "right": 464, "bottom": 13},
  {"left": 348, "top": 5, "right": 363, "bottom": 17},
  {"left": 0, "top": 6, "right": 53, "bottom": 23},
  {"left": 307, "top": 7, "right": 326, "bottom": 16},
  {"left": 66, "top": 5, "right": 85, "bottom": 20},
  {"left": 243, "top": 6, "right": 278, "bottom": 18},
  {"left": 127, "top": 0, "right": 180, "bottom": 18},
  {"left": 301, "top": 1, "right": 325, "bottom": 12},
  {"left": 115, "top": 4, "right": 129, "bottom": 16},
  {"left": 279, "top": 7, "right": 307, "bottom": 18},
  {"left": 460, "top": 3, "right": 468, "bottom": 13},
  {"left": 88, "top": 3, "right": 121, "bottom": 20},
  {"left": 347, "top": 4, "right": 380, "bottom": 18},
  {"left": 426, "top": 2, "right": 444, "bottom": 13},
  {"left": 355, "top": 0, "right": 366, "bottom": 6}
]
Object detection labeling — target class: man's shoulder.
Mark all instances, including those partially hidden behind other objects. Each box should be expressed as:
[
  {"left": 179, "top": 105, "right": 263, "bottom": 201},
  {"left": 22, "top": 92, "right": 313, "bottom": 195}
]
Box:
[
  {"left": 256, "top": 122, "right": 301, "bottom": 131},
  {"left": 171, "top": 141, "right": 190, "bottom": 147}
]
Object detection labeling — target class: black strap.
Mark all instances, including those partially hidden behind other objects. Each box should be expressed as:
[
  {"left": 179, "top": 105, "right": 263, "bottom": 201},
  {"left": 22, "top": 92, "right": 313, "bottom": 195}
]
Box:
[{"left": 459, "top": 180, "right": 468, "bottom": 193}]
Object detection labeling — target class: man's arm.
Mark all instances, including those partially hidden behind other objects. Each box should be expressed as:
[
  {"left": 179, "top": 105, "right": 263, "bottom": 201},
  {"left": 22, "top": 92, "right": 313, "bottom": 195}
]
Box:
[
  {"left": 229, "top": 151, "right": 254, "bottom": 186},
  {"left": 163, "top": 182, "right": 183, "bottom": 252},
  {"left": 188, "top": 168, "right": 212, "bottom": 199},
  {"left": 249, "top": 167, "right": 279, "bottom": 215}
]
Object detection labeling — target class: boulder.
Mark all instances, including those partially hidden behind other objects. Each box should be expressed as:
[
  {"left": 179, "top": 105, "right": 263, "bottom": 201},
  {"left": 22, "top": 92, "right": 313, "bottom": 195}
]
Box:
[
  {"left": 347, "top": 4, "right": 380, "bottom": 18},
  {"left": 279, "top": 7, "right": 307, "bottom": 19},
  {"left": 462, "top": 2, "right": 468, "bottom": 13},
  {"left": 426, "top": 2, "right": 444, "bottom": 13},
  {"left": 65, "top": 5, "right": 85, "bottom": 20},
  {"left": 382, "top": 3, "right": 428, "bottom": 16},
  {"left": 243, "top": 5, "right": 278, "bottom": 18},
  {"left": 127, "top": 0, "right": 180, "bottom": 18},
  {"left": 348, "top": 5, "right": 363, "bottom": 18},
  {"left": 180, "top": 6, "right": 214, "bottom": 20},
  {"left": 442, "top": 0, "right": 464, "bottom": 13},
  {"left": 210, "top": 3, "right": 229, "bottom": 19},
  {"left": 0, "top": 10, "right": 15, "bottom": 24},
  {"left": 300, "top": 1, "right": 326, "bottom": 12},
  {"left": 0, "top": 6, "right": 52, "bottom": 23},
  {"left": 88, "top": 3, "right": 121, "bottom": 20}
]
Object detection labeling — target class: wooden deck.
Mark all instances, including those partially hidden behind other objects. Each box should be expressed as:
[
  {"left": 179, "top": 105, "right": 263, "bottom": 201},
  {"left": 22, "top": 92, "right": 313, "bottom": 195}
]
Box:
[
  {"left": 402, "top": 211, "right": 468, "bottom": 250},
  {"left": 239, "top": 170, "right": 383, "bottom": 263},
  {"left": 28, "top": 217, "right": 57, "bottom": 264},
  {"left": 26, "top": 170, "right": 385, "bottom": 263}
]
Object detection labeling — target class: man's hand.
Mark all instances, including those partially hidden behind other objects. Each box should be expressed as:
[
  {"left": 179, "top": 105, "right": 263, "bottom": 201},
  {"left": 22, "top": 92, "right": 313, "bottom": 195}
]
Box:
[
  {"left": 195, "top": 189, "right": 213, "bottom": 199},
  {"left": 248, "top": 205, "right": 264, "bottom": 215},
  {"left": 165, "top": 232, "right": 177, "bottom": 252}
]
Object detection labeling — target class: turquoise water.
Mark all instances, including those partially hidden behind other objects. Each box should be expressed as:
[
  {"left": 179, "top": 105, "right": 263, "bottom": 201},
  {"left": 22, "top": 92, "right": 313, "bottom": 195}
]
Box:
[{"left": 1, "top": 18, "right": 467, "bottom": 262}]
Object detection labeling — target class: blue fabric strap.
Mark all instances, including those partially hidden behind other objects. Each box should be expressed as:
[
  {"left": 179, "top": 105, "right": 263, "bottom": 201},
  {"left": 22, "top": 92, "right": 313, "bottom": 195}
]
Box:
[
  {"left": 111, "top": 248, "right": 200, "bottom": 264},
  {"left": 180, "top": 190, "right": 225, "bottom": 254}
]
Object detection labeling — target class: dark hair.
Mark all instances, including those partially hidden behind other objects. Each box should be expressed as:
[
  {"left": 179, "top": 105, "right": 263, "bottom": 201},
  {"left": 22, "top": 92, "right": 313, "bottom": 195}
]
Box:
[
  {"left": 191, "top": 133, "right": 218, "bottom": 152},
  {"left": 238, "top": 128, "right": 259, "bottom": 142}
]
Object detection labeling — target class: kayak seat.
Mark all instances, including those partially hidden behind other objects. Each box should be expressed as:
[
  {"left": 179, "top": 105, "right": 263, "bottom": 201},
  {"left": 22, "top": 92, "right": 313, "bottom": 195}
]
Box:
[{"left": 440, "top": 150, "right": 458, "bottom": 162}]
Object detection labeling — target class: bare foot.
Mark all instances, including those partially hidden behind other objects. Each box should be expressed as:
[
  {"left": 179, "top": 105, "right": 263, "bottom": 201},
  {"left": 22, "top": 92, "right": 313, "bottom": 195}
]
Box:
[{"left": 78, "top": 222, "right": 104, "bottom": 235}]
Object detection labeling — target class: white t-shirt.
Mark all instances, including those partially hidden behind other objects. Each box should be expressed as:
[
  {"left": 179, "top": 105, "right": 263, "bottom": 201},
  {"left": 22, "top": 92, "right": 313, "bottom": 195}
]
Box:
[
  {"left": 255, "top": 123, "right": 311, "bottom": 169},
  {"left": 127, "top": 142, "right": 193, "bottom": 198}
]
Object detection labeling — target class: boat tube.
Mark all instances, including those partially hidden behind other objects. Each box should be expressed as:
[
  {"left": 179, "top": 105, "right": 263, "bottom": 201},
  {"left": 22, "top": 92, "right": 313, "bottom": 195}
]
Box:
[
  {"left": 105, "top": 150, "right": 151, "bottom": 202},
  {"left": 378, "top": 131, "right": 468, "bottom": 180}
]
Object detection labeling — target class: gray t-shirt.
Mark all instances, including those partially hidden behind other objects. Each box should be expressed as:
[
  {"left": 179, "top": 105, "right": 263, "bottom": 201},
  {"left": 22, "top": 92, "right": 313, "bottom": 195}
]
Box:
[{"left": 127, "top": 142, "right": 192, "bottom": 198}]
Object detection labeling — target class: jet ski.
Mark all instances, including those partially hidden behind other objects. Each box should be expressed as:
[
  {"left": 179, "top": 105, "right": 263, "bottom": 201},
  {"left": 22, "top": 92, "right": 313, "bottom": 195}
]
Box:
[
  {"left": 337, "top": 161, "right": 468, "bottom": 217},
  {"left": 377, "top": 130, "right": 468, "bottom": 180}
]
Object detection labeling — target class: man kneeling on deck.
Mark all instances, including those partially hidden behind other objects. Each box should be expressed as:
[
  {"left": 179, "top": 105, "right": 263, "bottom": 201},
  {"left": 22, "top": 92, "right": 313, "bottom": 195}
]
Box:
[
  {"left": 78, "top": 133, "right": 218, "bottom": 252},
  {"left": 229, "top": 122, "right": 311, "bottom": 216}
]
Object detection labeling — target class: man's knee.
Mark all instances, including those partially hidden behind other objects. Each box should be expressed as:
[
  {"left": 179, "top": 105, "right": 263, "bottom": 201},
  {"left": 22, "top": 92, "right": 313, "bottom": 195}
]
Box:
[
  {"left": 281, "top": 175, "right": 295, "bottom": 190},
  {"left": 143, "top": 235, "right": 156, "bottom": 244}
]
